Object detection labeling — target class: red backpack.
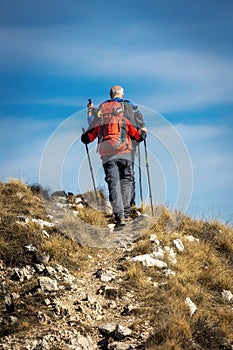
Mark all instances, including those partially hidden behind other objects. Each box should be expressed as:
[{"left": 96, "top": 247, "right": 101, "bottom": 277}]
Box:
[{"left": 98, "top": 100, "right": 130, "bottom": 154}]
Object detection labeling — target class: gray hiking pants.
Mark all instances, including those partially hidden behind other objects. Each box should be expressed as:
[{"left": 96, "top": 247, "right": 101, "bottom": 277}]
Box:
[{"left": 103, "top": 158, "right": 132, "bottom": 220}]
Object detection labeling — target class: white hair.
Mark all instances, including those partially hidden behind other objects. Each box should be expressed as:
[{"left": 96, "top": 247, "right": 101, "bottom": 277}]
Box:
[{"left": 110, "top": 85, "right": 124, "bottom": 98}]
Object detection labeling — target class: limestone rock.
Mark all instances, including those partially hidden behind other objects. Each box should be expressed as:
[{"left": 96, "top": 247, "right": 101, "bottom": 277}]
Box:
[
  {"left": 132, "top": 254, "right": 167, "bottom": 268},
  {"left": 222, "top": 289, "right": 233, "bottom": 302},
  {"left": 185, "top": 297, "right": 197, "bottom": 316},
  {"left": 173, "top": 239, "right": 185, "bottom": 252},
  {"left": 114, "top": 324, "right": 132, "bottom": 340},
  {"left": 38, "top": 276, "right": 58, "bottom": 292}
]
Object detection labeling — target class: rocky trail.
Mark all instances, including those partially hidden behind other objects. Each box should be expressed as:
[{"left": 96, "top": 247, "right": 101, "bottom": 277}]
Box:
[
  {"left": 0, "top": 193, "right": 155, "bottom": 350},
  {"left": 1, "top": 187, "right": 233, "bottom": 350}
]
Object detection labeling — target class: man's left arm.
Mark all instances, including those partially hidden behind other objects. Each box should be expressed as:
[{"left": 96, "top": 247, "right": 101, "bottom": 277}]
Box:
[{"left": 126, "top": 119, "right": 147, "bottom": 142}]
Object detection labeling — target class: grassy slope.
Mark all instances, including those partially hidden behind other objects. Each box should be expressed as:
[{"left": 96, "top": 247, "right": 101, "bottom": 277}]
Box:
[{"left": 0, "top": 179, "right": 232, "bottom": 349}]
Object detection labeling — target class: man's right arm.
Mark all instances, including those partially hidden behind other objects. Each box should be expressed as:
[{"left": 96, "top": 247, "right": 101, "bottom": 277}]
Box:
[{"left": 81, "top": 124, "right": 100, "bottom": 144}]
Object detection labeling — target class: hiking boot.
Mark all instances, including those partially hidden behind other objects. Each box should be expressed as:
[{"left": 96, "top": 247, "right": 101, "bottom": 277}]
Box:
[{"left": 115, "top": 218, "right": 126, "bottom": 227}]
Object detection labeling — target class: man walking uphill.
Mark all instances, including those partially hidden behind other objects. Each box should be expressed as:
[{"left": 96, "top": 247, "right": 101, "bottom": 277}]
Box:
[{"left": 81, "top": 85, "right": 147, "bottom": 227}]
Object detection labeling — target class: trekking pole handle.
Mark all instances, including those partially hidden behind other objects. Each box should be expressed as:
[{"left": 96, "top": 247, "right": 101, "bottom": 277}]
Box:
[{"left": 87, "top": 98, "right": 92, "bottom": 107}]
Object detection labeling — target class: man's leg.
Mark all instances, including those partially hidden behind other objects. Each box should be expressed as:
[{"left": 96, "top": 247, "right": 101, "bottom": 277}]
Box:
[
  {"left": 118, "top": 159, "right": 133, "bottom": 218},
  {"left": 130, "top": 153, "right": 136, "bottom": 207},
  {"left": 103, "top": 159, "right": 124, "bottom": 221}
]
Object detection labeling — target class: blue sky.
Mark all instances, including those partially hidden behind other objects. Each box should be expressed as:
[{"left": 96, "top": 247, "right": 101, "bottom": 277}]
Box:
[{"left": 0, "top": 0, "right": 233, "bottom": 223}]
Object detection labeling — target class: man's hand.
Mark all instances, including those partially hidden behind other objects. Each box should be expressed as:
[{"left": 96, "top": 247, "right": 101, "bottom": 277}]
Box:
[{"left": 141, "top": 127, "right": 148, "bottom": 133}]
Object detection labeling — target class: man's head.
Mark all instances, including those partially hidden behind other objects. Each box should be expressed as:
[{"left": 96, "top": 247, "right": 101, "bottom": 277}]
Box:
[{"left": 110, "top": 85, "right": 124, "bottom": 99}]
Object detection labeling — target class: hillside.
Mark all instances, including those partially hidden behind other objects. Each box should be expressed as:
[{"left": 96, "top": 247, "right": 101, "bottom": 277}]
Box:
[{"left": 0, "top": 179, "right": 232, "bottom": 350}]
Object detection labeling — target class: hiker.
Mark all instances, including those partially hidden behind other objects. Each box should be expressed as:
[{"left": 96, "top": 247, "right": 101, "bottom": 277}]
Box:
[
  {"left": 82, "top": 85, "right": 147, "bottom": 226},
  {"left": 86, "top": 87, "right": 145, "bottom": 207}
]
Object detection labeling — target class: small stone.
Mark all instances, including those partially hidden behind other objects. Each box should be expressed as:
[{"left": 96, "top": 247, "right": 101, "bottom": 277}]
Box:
[
  {"left": 31, "top": 218, "right": 54, "bottom": 228},
  {"left": 122, "top": 304, "right": 136, "bottom": 315},
  {"left": 164, "top": 246, "right": 177, "bottom": 264},
  {"left": 32, "top": 339, "right": 50, "bottom": 350},
  {"left": 99, "top": 323, "right": 116, "bottom": 336},
  {"left": 164, "top": 268, "right": 176, "bottom": 276},
  {"left": 184, "top": 235, "right": 200, "bottom": 243},
  {"left": 25, "top": 244, "right": 37, "bottom": 252},
  {"left": 75, "top": 197, "right": 83, "bottom": 204},
  {"left": 95, "top": 268, "right": 116, "bottom": 282},
  {"left": 42, "top": 229, "right": 50, "bottom": 238},
  {"left": 114, "top": 324, "right": 132, "bottom": 340},
  {"left": 5, "top": 295, "right": 14, "bottom": 312},
  {"left": 9, "top": 316, "right": 18, "bottom": 325},
  {"left": 35, "top": 264, "right": 45, "bottom": 273},
  {"left": 11, "top": 265, "right": 35, "bottom": 282},
  {"left": 149, "top": 234, "right": 157, "bottom": 242},
  {"left": 185, "top": 297, "right": 197, "bottom": 316},
  {"left": 222, "top": 289, "right": 233, "bottom": 302},
  {"left": 173, "top": 239, "right": 185, "bottom": 252},
  {"left": 107, "top": 223, "right": 116, "bottom": 231},
  {"left": 38, "top": 276, "right": 58, "bottom": 292}
]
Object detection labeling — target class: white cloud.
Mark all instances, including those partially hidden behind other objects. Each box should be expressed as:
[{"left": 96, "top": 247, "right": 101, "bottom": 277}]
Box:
[{"left": 1, "top": 24, "right": 233, "bottom": 112}]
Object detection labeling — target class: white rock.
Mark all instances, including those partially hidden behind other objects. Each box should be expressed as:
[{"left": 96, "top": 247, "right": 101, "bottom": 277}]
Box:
[
  {"left": 32, "top": 339, "right": 50, "bottom": 350},
  {"left": 114, "top": 324, "right": 132, "bottom": 340},
  {"left": 132, "top": 254, "right": 167, "bottom": 268},
  {"left": 164, "top": 269, "right": 176, "bottom": 276},
  {"left": 222, "top": 289, "right": 233, "bottom": 302},
  {"left": 149, "top": 234, "right": 157, "bottom": 242},
  {"left": 25, "top": 244, "right": 37, "bottom": 252},
  {"left": 42, "top": 229, "right": 50, "bottom": 238},
  {"left": 152, "top": 247, "right": 165, "bottom": 260},
  {"left": 185, "top": 297, "right": 197, "bottom": 316},
  {"left": 31, "top": 218, "right": 54, "bottom": 228},
  {"left": 77, "top": 203, "right": 84, "bottom": 209},
  {"left": 107, "top": 223, "right": 116, "bottom": 230},
  {"left": 99, "top": 323, "right": 116, "bottom": 336},
  {"left": 11, "top": 265, "right": 35, "bottom": 282},
  {"left": 9, "top": 316, "right": 18, "bottom": 325},
  {"left": 164, "top": 246, "right": 177, "bottom": 264},
  {"left": 38, "top": 276, "right": 58, "bottom": 292},
  {"left": 173, "top": 239, "right": 185, "bottom": 252},
  {"left": 56, "top": 202, "right": 67, "bottom": 209},
  {"left": 75, "top": 197, "right": 83, "bottom": 204},
  {"left": 184, "top": 235, "right": 200, "bottom": 243}
]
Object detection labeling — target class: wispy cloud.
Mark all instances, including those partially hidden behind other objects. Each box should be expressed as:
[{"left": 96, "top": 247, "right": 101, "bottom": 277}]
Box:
[{"left": 1, "top": 24, "right": 233, "bottom": 112}]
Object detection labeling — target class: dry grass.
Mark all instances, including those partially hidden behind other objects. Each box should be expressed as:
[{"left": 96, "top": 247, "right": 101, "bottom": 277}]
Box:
[
  {"left": 0, "top": 179, "right": 88, "bottom": 271},
  {"left": 78, "top": 206, "right": 109, "bottom": 227},
  {"left": 122, "top": 209, "right": 233, "bottom": 349},
  {"left": 0, "top": 179, "right": 233, "bottom": 349},
  {"left": 0, "top": 179, "right": 93, "bottom": 338},
  {"left": 0, "top": 178, "right": 46, "bottom": 218}
]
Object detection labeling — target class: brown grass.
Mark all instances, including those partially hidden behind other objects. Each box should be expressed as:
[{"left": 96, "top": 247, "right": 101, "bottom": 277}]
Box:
[
  {"left": 121, "top": 209, "right": 233, "bottom": 349},
  {"left": 78, "top": 206, "right": 109, "bottom": 227},
  {"left": 0, "top": 179, "right": 233, "bottom": 349}
]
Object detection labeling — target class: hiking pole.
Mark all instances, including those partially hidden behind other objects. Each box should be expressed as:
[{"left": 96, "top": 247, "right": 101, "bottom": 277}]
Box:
[
  {"left": 144, "top": 138, "right": 154, "bottom": 216},
  {"left": 137, "top": 143, "right": 143, "bottom": 206},
  {"left": 82, "top": 128, "right": 99, "bottom": 206}
]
